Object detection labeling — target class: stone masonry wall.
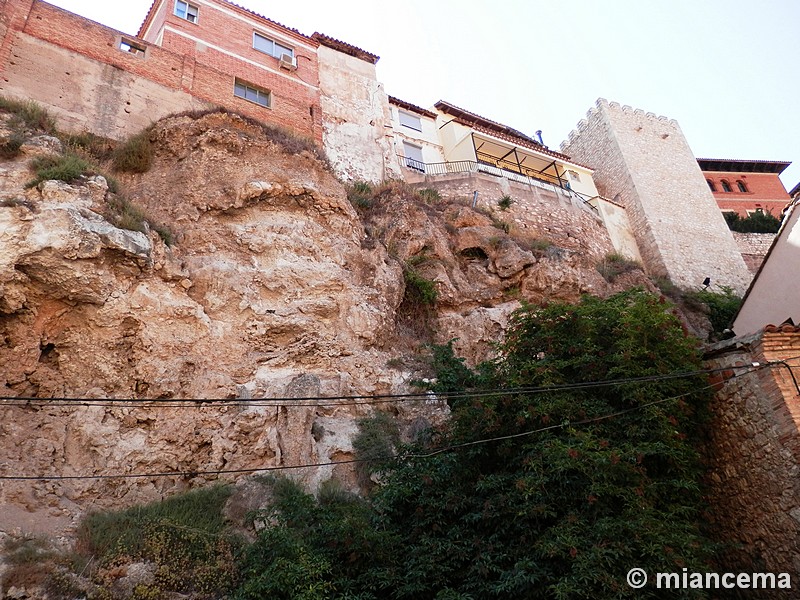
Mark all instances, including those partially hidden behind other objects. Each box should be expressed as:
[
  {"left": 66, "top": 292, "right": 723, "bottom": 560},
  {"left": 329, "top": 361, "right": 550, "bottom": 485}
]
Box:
[
  {"left": 733, "top": 232, "right": 775, "bottom": 274},
  {"left": 562, "top": 99, "right": 751, "bottom": 294},
  {"left": 404, "top": 170, "right": 616, "bottom": 260},
  {"left": 704, "top": 327, "right": 800, "bottom": 576}
]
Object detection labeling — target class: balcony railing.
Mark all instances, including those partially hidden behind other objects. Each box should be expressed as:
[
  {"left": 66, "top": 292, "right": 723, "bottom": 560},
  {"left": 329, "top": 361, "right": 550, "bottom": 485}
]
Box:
[{"left": 397, "top": 155, "right": 598, "bottom": 214}]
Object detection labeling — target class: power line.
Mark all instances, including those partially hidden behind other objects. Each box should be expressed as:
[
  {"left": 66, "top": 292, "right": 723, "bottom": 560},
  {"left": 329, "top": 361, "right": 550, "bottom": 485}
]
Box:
[
  {"left": 0, "top": 363, "right": 766, "bottom": 409},
  {"left": 0, "top": 368, "right": 756, "bottom": 482}
]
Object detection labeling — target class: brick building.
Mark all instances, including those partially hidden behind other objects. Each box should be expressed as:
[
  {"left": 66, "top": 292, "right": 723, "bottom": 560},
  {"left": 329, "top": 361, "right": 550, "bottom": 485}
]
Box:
[
  {"left": 698, "top": 158, "right": 792, "bottom": 218},
  {"left": 0, "top": 0, "right": 396, "bottom": 178}
]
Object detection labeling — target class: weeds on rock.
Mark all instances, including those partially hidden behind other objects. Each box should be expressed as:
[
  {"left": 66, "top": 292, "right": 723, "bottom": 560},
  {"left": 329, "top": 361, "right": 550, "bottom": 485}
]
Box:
[
  {"left": 497, "top": 194, "right": 514, "bottom": 210},
  {"left": 112, "top": 130, "right": 153, "bottom": 173},
  {"left": 25, "top": 153, "right": 92, "bottom": 188},
  {"left": 596, "top": 251, "right": 642, "bottom": 282},
  {"left": 0, "top": 96, "right": 57, "bottom": 133}
]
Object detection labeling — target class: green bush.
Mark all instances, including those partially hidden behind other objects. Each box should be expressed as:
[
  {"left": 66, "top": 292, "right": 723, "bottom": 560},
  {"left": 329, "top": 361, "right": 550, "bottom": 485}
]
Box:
[
  {"left": 25, "top": 153, "right": 92, "bottom": 188},
  {"left": 77, "top": 486, "right": 237, "bottom": 598},
  {"left": 112, "top": 130, "right": 153, "bottom": 173},
  {"left": 403, "top": 268, "right": 438, "bottom": 306},
  {"left": 688, "top": 286, "right": 741, "bottom": 338},
  {"left": 105, "top": 195, "right": 174, "bottom": 245},
  {"left": 724, "top": 210, "right": 781, "bottom": 233},
  {"left": 347, "top": 180, "right": 373, "bottom": 210},
  {"left": 497, "top": 194, "right": 514, "bottom": 210},
  {"left": 352, "top": 412, "right": 400, "bottom": 487}
]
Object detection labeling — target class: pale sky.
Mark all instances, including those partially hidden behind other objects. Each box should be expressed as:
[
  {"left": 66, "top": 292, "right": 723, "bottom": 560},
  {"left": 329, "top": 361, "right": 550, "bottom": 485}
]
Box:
[{"left": 46, "top": 0, "right": 800, "bottom": 189}]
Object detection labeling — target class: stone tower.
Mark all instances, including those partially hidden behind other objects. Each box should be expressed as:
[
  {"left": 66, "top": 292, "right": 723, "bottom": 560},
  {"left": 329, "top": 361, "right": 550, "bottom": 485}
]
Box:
[{"left": 562, "top": 99, "right": 751, "bottom": 294}]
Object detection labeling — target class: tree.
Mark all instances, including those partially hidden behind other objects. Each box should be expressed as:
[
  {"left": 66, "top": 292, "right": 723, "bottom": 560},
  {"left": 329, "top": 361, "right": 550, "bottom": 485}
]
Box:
[{"left": 236, "top": 290, "right": 716, "bottom": 599}]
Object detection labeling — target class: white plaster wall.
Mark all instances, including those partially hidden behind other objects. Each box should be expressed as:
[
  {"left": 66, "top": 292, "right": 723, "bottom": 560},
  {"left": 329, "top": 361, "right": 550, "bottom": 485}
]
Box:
[
  {"left": 593, "top": 197, "right": 642, "bottom": 262},
  {"left": 390, "top": 105, "right": 444, "bottom": 166},
  {"left": 437, "top": 117, "right": 476, "bottom": 162},
  {"left": 316, "top": 45, "right": 401, "bottom": 182},
  {"left": 734, "top": 202, "right": 800, "bottom": 335}
]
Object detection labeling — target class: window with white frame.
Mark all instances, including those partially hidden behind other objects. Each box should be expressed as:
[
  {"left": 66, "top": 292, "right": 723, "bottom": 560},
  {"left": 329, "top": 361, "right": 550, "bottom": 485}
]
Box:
[
  {"left": 566, "top": 170, "right": 581, "bottom": 182},
  {"left": 403, "top": 141, "right": 424, "bottom": 171},
  {"left": 234, "top": 79, "right": 271, "bottom": 108},
  {"left": 175, "top": 0, "right": 198, "bottom": 23},
  {"left": 253, "top": 32, "right": 294, "bottom": 60},
  {"left": 398, "top": 110, "right": 422, "bottom": 132}
]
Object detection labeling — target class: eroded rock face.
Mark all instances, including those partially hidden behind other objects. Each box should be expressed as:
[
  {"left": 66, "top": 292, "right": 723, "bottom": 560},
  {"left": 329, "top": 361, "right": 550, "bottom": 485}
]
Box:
[{"left": 0, "top": 112, "right": 645, "bottom": 533}]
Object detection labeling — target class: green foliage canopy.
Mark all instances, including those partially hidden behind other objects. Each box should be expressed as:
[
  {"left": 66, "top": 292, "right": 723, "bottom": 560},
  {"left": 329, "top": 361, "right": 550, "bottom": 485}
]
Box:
[{"left": 237, "top": 289, "right": 716, "bottom": 599}]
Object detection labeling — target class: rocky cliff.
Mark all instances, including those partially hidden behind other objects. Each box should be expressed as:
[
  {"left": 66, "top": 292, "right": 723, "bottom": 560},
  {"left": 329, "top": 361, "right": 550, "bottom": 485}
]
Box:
[{"left": 0, "top": 109, "right": 649, "bottom": 535}]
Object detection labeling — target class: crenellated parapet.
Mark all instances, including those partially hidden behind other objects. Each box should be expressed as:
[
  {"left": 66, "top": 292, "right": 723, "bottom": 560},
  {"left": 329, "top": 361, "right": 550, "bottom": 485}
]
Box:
[{"left": 561, "top": 98, "right": 751, "bottom": 294}]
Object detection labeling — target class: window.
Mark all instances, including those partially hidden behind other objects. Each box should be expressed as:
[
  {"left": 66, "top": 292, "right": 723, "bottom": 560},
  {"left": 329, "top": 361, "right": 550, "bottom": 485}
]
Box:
[
  {"left": 175, "top": 0, "right": 198, "bottom": 23},
  {"left": 253, "top": 32, "right": 294, "bottom": 60},
  {"left": 721, "top": 179, "right": 732, "bottom": 192},
  {"left": 567, "top": 170, "right": 581, "bottom": 182},
  {"left": 736, "top": 180, "right": 748, "bottom": 193},
  {"left": 119, "top": 38, "right": 146, "bottom": 56},
  {"left": 234, "top": 79, "right": 270, "bottom": 108},
  {"left": 706, "top": 179, "right": 717, "bottom": 192},
  {"left": 402, "top": 141, "right": 424, "bottom": 172},
  {"left": 398, "top": 110, "right": 422, "bottom": 132}
]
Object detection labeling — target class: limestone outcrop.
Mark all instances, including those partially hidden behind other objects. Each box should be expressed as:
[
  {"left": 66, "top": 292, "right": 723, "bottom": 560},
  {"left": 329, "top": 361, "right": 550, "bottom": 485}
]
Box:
[{"left": 0, "top": 111, "right": 646, "bottom": 534}]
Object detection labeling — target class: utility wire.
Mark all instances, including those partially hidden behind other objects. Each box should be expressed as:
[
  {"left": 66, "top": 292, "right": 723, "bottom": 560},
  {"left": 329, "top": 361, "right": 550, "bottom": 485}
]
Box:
[
  {"left": 0, "top": 363, "right": 768, "bottom": 409},
  {"left": 0, "top": 367, "right": 757, "bottom": 482}
]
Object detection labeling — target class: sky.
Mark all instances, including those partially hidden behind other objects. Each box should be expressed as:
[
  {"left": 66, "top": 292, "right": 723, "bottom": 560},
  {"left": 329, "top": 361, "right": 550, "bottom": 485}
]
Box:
[{"left": 45, "top": 0, "right": 800, "bottom": 189}]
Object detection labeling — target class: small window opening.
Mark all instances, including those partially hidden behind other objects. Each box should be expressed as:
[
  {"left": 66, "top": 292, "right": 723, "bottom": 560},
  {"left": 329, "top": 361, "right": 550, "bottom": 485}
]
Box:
[
  {"left": 721, "top": 179, "right": 732, "bottom": 192},
  {"left": 736, "top": 180, "right": 748, "bottom": 193},
  {"left": 119, "top": 38, "right": 146, "bottom": 56},
  {"left": 706, "top": 179, "right": 717, "bottom": 192}
]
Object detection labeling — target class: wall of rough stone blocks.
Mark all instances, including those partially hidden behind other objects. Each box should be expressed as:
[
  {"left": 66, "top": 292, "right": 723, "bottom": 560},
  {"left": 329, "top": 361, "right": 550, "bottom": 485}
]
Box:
[
  {"left": 732, "top": 232, "right": 775, "bottom": 274},
  {"left": 562, "top": 99, "right": 751, "bottom": 294},
  {"left": 403, "top": 170, "right": 616, "bottom": 259},
  {"left": 704, "top": 327, "right": 800, "bottom": 576}
]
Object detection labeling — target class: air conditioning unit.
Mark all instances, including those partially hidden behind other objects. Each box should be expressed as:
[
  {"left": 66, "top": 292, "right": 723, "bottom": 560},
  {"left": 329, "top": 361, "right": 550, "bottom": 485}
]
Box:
[{"left": 279, "top": 54, "right": 297, "bottom": 71}]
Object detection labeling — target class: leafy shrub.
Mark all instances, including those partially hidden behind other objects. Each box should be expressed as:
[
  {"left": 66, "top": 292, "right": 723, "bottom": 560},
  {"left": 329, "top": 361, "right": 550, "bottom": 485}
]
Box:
[
  {"left": 688, "top": 286, "right": 741, "bottom": 338},
  {"left": 497, "top": 194, "right": 514, "bottom": 210},
  {"left": 724, "top": 210, "right": 782, "bottom": 233},
  {"left": 403, "top": 268, "right": 438, "bottom": 306},
  {"left": 352, "top": 411, "right": 400, "bottom": 487},
  {"left": 25, "top": 153, "right": 92, "bottom": 188},
  {"left": 0, "top": 96, "right": 57, "bottom": 133},
  {"left": 77, "top": 486, "right": 237, "bottom": 598},
  {"left": 596, "top": 251, "right": 642, "bottom": 282},
  {"left": 112, "top": 130, "right": 153, "bottom": 173}
]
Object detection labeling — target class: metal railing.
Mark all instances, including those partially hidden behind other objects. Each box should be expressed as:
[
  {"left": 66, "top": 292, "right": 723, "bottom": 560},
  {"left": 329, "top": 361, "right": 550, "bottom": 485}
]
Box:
[{"left": 397, "top": 155, "right": 598, "bottom": 214}]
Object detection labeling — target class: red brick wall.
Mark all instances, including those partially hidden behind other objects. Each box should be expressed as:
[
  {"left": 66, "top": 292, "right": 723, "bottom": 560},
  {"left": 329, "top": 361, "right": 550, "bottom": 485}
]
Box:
[
  {"left": 3, "top": 0, "right": 322, "bottom": 142},
  {"left": 703, "top": 170, "right": 791, "bottom": 217}
]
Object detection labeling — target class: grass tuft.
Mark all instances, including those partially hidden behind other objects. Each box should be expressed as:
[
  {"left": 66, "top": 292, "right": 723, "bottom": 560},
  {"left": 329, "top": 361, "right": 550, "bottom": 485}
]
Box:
[
  {"left": 112, "top": 130, "right": 153, "bottom": 173},
  {"left": 0, "top": 96, "right": 57, "bottom": 133},
  {"left": 596, "top": 252, "right": 643, "bottom": 283},
  {"left": 25, "top": 153, "right": 92, "bottom": 188}
]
